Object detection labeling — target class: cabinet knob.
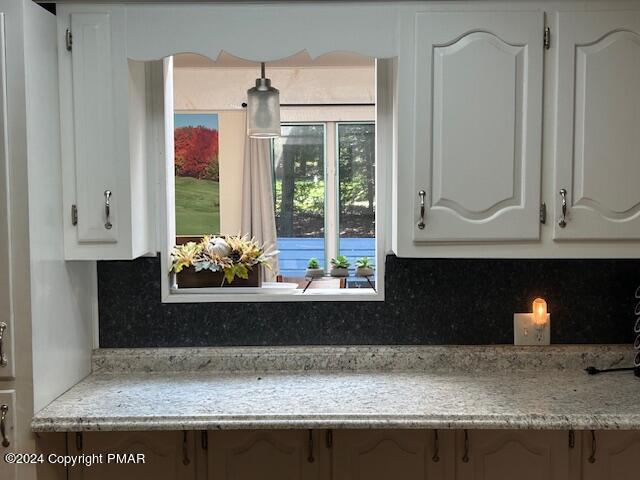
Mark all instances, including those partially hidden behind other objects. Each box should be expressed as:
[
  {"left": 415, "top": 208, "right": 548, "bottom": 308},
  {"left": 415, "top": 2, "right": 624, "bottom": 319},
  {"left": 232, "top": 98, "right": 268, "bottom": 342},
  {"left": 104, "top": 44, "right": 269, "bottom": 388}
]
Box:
[
  {"left": 417, "top": 190, "right": 426, "bottom": 230},
  {"left": 104, "top": 190, "right": 113, "bottom": 230},
  {"left": 558, "top": 189, "right": 568, "bottom": 228}
]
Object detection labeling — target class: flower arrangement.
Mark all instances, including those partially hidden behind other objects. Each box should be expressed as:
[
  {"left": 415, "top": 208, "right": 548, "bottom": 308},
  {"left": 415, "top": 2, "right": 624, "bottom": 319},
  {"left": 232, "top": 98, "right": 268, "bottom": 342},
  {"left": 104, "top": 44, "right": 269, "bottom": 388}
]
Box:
[{"left": 170, "top": 235, "right": 277, "bottom": 284}]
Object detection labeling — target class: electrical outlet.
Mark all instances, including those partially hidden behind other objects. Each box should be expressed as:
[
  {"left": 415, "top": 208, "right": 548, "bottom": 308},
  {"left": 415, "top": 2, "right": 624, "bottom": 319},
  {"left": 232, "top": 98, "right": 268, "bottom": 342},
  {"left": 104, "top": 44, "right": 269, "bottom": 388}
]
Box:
[{"left": 514, "top": 313, "right": 550, "bottom": 345}]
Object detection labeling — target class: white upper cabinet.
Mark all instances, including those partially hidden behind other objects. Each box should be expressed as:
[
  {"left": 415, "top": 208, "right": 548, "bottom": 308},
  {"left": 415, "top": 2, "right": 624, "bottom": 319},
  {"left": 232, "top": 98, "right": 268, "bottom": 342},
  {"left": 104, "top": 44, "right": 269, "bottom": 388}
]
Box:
[
  {"left": 412, "top": 12, "right": 544, "bottom": 242},
  {"left": 59, "top": 6, "right": 153, "bottom": 259},
  {"left": 0, "top": 13, "right": 13, "bottom": 381},
  {"left": 70, "top": 13, "right": 118, "bottom": 244},
  {"left": 554, "top": 11, "right": 640, "bottom": 240}
]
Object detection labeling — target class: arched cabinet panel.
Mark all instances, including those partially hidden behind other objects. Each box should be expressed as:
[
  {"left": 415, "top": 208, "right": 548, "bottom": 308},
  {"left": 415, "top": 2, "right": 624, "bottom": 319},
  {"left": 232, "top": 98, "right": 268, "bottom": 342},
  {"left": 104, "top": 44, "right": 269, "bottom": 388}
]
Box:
[
  {"left": 555, "top": 11, "right": 640, "bottom": 239},
  {"left": 332, "top": 429, "right": 453, "bottom": 480},
  {"left": 412, "top": 11, "right": 543, "bottom": 242},
  {"left": 68, "top": 431, "right": 196, "bottom": 480},
  {"left": 582, "top": 431, "right": 640, "bottom": 480},
  {"left": 455, "top": 430, "right": 571, "bottom": 480},
  {"left": 207, "top": 430, "right": 325, "bottom": 480}
]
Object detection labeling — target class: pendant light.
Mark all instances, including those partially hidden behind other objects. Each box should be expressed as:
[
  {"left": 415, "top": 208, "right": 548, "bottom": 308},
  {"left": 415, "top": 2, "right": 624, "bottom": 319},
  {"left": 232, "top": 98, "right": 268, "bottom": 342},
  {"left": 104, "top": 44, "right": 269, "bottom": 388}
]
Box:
[{"left": 247, "top": 62, "right": 280, "bottom": 138}]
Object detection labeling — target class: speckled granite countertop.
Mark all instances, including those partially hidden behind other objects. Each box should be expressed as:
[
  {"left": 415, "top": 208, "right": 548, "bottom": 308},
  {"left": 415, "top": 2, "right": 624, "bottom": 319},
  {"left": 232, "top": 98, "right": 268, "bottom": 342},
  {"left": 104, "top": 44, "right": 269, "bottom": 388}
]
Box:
[{"left": 31, "top": 345, "right": 640, "bottom": 432}]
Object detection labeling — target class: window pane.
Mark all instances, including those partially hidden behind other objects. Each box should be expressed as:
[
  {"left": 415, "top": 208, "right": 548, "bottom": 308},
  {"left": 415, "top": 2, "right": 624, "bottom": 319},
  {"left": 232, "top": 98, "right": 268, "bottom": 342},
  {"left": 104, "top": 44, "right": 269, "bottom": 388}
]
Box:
[
  {"left": 338, "top": 123, "right": 375, "bottom": 277},
  {"left": 273, "top": 125, "right": 325, "bottom": 277},
  {"left": 174, "top": 113, "right": 220, "bottom": 236}
]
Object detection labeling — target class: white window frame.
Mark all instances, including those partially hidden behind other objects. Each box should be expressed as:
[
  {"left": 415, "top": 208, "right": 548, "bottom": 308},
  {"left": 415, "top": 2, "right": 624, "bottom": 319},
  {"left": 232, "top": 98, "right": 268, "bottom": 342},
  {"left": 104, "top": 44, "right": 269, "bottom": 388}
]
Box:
[
  {"left": 158, "top": 58, "right": 391, "bottom": 303},
  {"left": 277, "top": 121, "right": 376, "bottom": 275}
]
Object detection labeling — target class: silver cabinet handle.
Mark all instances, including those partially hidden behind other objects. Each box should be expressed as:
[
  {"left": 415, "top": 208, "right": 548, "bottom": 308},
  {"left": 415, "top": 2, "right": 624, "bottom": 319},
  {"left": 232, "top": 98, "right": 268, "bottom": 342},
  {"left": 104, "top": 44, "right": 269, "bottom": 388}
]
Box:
[
  {"left": 182, "top": 431, "right": 190, "bottom": 466},
  {"left": 104, "top": 190, "right": 112, "bottom": 230},
  {"left": 417, "top": 190, "right": 426, "bottom": 230},
  {"left": 307, "top": 429, "right": 315, "bottom": 463},
  {"left": 432, "top": 430, "right": 440, "bottom": 462},
  {"left": 0, "top": 404, "right": 9, "bottom": 447},
  {"left": 462, "top": 429, "right": 470, "bottom": 463},
  {"left": 558, "top": 189, "right": 567, "bottom": 228},
  {"left": 588, "top": 430, "right": 596, "bottom": 463},
  {"left": 0, "top": 322, "right": 7, "bottom": 367}
]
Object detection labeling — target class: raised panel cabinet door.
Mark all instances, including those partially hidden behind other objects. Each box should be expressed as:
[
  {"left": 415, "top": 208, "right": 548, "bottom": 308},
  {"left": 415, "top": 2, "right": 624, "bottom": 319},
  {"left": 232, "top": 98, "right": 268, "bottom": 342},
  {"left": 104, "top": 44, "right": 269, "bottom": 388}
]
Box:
[
  {"left": 582, "top": 430, "right": 640, "bottom": 480},
  {"left": 413, "top": 12, "right": 543, "bottom": 241},
  {"left": 555, "top": 12, "right": 640, "bottom": 239},
  {"left": 68, "top": 431, "right": 196, "bottom": 480},
  {"left": 207, "top": 430, "right": 324, "bottom": 480},
  {"left": 332, "top": 429, "right": 454, "bottom": 480},
  {"left": 0, "top": 12, "right": 13, "bottom": 381},
  {"left": 0, "top": 390, "right": 16, "bottom": 480},
  {"left": 70, "top": 13, "right": 119, "bottom": 244},
  {"left": 455, "top": 430, "right": 570, "bottom": 480}
]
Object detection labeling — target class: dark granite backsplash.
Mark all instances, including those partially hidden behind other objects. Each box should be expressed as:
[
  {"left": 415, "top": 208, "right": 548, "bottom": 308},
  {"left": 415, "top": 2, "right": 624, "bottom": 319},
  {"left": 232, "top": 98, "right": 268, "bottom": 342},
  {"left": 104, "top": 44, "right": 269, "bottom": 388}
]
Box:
[{"left": 98, "top": 255, "right": 639, "bottom": 347}]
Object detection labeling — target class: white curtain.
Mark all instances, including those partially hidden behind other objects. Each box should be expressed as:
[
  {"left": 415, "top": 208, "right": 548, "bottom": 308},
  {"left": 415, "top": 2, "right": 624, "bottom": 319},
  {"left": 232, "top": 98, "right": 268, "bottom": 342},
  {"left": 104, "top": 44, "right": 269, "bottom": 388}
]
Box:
[{"left": 241, "top": 133, "right": 279, "bottom": 281}]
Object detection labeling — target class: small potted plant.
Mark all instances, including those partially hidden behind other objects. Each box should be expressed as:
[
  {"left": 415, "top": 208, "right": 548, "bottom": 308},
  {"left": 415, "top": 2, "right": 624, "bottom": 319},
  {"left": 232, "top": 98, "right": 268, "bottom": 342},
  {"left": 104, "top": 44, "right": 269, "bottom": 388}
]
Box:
[
  {"left": 355, "top": 257, "right": 374, "bottom": 277},
  {"left": 330, "top": 255, "right": 350, "bottom": 277},
  {"left": 305, "top": 257, "right": 325, "bottom": 278}
]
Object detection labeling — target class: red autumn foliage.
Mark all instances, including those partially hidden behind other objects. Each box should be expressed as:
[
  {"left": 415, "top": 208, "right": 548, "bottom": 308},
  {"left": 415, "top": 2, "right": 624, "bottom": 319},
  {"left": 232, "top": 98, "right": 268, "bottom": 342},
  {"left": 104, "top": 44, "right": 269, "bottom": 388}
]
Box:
[{"left": 174, "top": 126, "right": 220, "bottom": 181}]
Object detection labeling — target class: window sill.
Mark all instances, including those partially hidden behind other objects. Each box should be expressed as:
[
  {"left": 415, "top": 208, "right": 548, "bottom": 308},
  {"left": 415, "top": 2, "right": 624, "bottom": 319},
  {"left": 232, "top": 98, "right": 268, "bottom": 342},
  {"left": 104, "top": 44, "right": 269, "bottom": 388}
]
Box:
[{"left": 163, "top": 287, "right": 383, "bottom": 303}]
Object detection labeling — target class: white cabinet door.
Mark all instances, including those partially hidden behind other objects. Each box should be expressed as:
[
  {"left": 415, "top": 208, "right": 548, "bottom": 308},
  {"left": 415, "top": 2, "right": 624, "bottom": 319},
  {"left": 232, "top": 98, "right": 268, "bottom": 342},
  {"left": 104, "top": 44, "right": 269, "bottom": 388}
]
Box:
[
  {"left": 59, "top": 6, "right": 152, "bottom": 260},
  {"left": 581, "top": 430, "right": 640, "bottom": 480},
  {"left": 68, "top": 431, "right": 196, "bottom": 480},
  {"left": 555, "top": 11, "right": 640, "bottom": 240},
  {"left": 69, "top": 12, "right": 119, "bottom": 244},
  {"left": 0, "top": 390, "right": 16, "bottom": 480},
  {"left": 0, "top": 12, "right": 13, "bottom": 381},
  {"left": 207, "top": 430, "right": 325, "bottom": 480},
  {"left": 332, "top": 429, "right": 454, "bottom": 480},
  {"left": 412, "top": 12, "right": 543, "bottom": 241},
  {"left": 455, "top": 430, "right": 571, "bottom": 480}
]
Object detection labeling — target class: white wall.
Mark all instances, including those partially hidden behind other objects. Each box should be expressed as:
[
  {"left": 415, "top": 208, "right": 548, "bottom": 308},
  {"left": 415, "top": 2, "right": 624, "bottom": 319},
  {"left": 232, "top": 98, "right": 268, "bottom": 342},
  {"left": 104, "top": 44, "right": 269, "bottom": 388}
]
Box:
[
  {"left": 174, "top": 66, "right": 375, "bottom": 110},
  {"left": 217, "top": 111, "right": 246, "bottom": 235},
  {"left": 23, "top": 1, "right": 94, "bottom": 412}
]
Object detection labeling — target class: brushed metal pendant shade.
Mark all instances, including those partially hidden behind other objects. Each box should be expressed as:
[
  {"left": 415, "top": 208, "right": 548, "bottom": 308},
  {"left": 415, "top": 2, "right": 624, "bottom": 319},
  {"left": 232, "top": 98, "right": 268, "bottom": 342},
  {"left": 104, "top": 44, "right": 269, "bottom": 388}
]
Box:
[{"left": 247, "top": 62, "right": 280, "bottom": 138}]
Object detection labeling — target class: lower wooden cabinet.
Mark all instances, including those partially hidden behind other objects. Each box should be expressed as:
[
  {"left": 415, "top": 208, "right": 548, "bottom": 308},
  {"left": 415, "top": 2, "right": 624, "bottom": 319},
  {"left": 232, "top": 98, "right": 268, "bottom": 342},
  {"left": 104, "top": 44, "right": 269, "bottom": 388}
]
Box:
[
  {"left": 62, "top": 429, "right": 640, "bottom": 480},
  {"left": 455, "top": 430, "right": 573, "bottom": 480},
  {"left": 205, "top": 430, "right": 327, "bottom": 480},
  {"left": 0, "top": 390, "right": 16, "bottom": 480},
  {"left": 581, "top": 431, "right": 640, "bottom": 480},
  {"left": 68, "top": 431, "right": 196, "bottom": 480},
  {"left": 332, "top": 429, "right": 454, "bottom": 480}
]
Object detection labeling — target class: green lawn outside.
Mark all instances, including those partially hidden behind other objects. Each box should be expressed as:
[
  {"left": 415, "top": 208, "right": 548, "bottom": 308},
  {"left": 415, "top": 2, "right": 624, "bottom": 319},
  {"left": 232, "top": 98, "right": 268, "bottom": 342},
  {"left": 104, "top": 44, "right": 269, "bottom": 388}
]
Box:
[{"left": 175, "top": 176, "right": 220, "bottom": 235}]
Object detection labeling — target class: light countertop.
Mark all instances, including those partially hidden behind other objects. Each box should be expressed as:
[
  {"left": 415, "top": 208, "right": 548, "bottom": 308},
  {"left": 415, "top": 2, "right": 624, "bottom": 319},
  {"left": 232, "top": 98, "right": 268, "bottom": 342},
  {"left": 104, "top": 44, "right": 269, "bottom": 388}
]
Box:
[{"left": 31, "top": 345, "right": 640, "bottom": 432}]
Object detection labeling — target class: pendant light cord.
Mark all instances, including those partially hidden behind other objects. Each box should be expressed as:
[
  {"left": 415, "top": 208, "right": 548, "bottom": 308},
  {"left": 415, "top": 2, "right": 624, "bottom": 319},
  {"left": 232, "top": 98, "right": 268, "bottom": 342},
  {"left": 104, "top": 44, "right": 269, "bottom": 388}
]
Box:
[{"left": 261, "top": 62, "right": 265, "bottom": 79}]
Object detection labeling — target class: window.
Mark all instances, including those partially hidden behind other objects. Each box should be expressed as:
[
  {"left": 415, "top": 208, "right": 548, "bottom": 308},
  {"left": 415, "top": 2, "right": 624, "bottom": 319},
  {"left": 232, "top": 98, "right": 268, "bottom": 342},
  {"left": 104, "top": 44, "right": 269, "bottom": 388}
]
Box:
[
  {"left": 274, "top": 122, "right": 375, "bottom": 283},
  {"left": 338, "top": 123, "right": 376, "bottom": 276},
  {"left": 161, "top": 52, "right": 387, "bottom": 301},
  {"left": 273, "top": 124, "right": 326, "bottom": 276}
]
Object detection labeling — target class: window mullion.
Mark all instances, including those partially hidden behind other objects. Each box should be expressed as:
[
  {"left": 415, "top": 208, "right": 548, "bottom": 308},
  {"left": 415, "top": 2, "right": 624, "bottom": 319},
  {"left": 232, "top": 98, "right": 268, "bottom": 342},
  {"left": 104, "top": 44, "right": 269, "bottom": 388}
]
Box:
[{"left": 325, "top": 122, "right": 338, "bottom": 270}]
